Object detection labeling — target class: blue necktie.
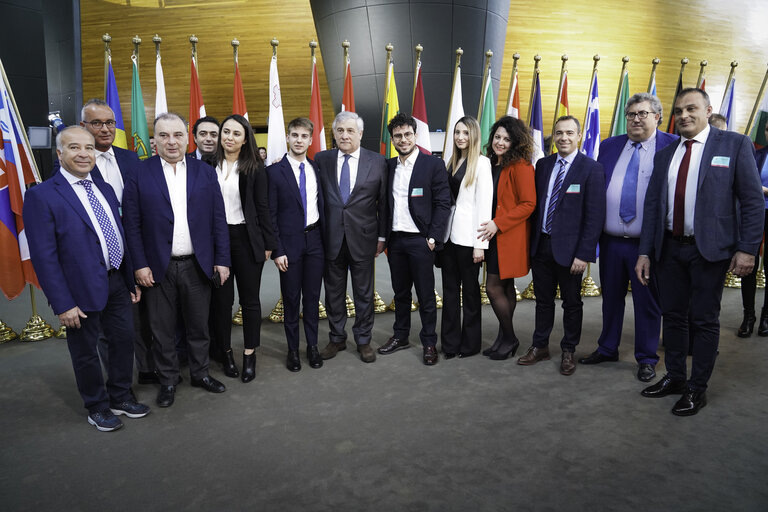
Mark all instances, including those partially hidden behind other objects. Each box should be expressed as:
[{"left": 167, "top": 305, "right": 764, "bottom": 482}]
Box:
[
  {"left": 299, "top": 162, "right": 307, "bottom": 227},
  {"left": 339, "top": 154, "right": 351, "bottom": 204},
  {"left": 78, "top": 179, "right": 122, "bottom": 270},
  {"left": 619, "top": 142, "right": 642, "bottom": 223},
  {"left": 545, "top": 159, "right": 567, "bottom": 234}
]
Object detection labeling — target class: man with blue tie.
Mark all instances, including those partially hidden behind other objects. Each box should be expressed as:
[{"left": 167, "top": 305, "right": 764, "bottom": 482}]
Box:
[
  {"left": 579, "top": 93, "right": 677, "bottom": 382},
  {"left": 123, "top": 112, "right": 230, "bottom": 407},
  {"left": 267, "top": 117, "right": 325, "bottom": 372},
  {"left": 24, "top": 126, "right": 149, "bottom": 432},
  {"left": 518, "top": 115, "right": 605, "bottom": 375},
  {"left": 636, "top": 88, "right": 763, "bottom": 415}
]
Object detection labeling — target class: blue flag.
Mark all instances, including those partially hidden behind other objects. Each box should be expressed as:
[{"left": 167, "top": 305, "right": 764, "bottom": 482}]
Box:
[
  {"left": 106, "top": 57, "right": 127, "bottom": 149},
  {"left": 581, "top": 73, "right": 600, "bottom": 160},
  {"left": 529, "top": 74, "right": 544, "bottom": 164}
]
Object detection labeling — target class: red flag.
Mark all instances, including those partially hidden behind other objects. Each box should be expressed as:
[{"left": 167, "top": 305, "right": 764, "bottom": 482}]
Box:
[
  {"left": 506, "top": 69, "right": 520, "bottom": 118},
  {"left": 308, "top": 56, "right": 326, "bottom": 158},
  {"left": 412, "top": 61, "right": 431, "bottom": 154},
  {"left": 189, "top": 57, "right": 206, "bottom": 150},
  {"left": 233, "top": 60, "right": 248, "bottom": 120},
  {"left": 342, "top": 59, "right": 355, "bottom": 113}
]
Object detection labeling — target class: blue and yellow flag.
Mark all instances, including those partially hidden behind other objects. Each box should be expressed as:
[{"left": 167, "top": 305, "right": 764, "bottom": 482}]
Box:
[{"left": 106, "top": 57, "right": 127, "bottom": 149}]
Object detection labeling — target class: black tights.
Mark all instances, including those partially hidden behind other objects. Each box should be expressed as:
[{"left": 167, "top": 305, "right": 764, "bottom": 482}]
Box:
[{"left": 486, "top": 273, "right": 518, "bottom": 346}]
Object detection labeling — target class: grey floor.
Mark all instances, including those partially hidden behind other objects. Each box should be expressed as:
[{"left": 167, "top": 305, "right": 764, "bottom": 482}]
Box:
[{"left": 1, "top": 260, "right": 767, "bottom": 511}]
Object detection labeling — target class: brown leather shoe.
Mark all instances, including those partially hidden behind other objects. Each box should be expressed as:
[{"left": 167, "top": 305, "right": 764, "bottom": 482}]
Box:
[
  {"left": 560, "top": 351, "right": 576, "bottom": 375},
  {"left": 517, "top": 346, "right": 550, "bottom": 365},
  {"left": 423, "top": 345, "right": 438, "bottom": 366},
  {"left": 320, "top": 341, "right": 347, "bottom": 360},
  {"left": 357, "top": 343, "right": 376, "bottom": 363},
  {"left": 377, "top": 337, "right": 410, "bottom": 355}
]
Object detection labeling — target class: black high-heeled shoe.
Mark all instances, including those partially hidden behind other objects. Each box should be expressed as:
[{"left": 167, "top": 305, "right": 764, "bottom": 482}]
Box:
[
  {"left": 241, "top": 352, "right": 256, "bottom": 383},
  {"left": 222, "top": 349, "right": 239, "bottom": 378},
  {"left": 489, "top": 340, "right": 520, "bottom": 360},
  {"left": 737, "top": 309, "right": 756, "bottom": 338},
  {"left": 482, "top": 331, "right": 504, "bottom": 356}
]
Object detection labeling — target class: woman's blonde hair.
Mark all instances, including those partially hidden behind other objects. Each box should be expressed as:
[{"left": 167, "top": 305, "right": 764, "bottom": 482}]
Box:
[{"left": 448, "top": 115, "right": 481, "bottom": 187}]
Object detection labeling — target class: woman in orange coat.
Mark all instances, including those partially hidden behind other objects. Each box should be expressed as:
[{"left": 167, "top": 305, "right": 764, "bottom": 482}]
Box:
[{"left": 478, "top": 116, "right": 537, "bottom": 360}]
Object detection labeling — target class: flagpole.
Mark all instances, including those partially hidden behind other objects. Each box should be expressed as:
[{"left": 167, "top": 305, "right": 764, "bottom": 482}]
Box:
[
  {"left": 103, "top": 34, "right": 111, "bottom": 99},
  {"left": 721, "top": 60, "right": 738, "bottom": 107},
  {"left": 442, "top": 47, "right": 463, "bottom": 155},
  {"left": 745, "top": 63, "right": 768, "bottom": 136},
  {"left": 581, "top": 54, "right": 600, "bottom": 151},
  {"left": 132, "top": 35, "right": 141, "bottom": 70},
  {"left": 190, "top": 34, "right": 199, "bottom": 68},
  {"left": 380, "top": 43, "right": 394, "bottom": 141},
  {"left": 411, "top": 44, "right": 423, "bottom": 107},
  {"left": 695, "top": 60, "right": 707, "bottom": 89},
  {"left": 526, "top": 55, "right": 541, "bottom": 125},
  {"left": 550, "top": 54, "right": 568, "bottom": 146},
  {"left": 477, "top": 49, "right": 493, "bottom": 118},
  {"left": 232, "top": 37, "right": 239, "bottom": 70},
  {"left": 609, "top": 56, "right": 629, "bottom": 136},
  {"left": 342, "top": 40, "right": 350, "bottom": 76},
  {"left": 647, "top": 57, "right": 659, "bottom": 93},
  {"left": 153, "top": 34, "right": 161, "bottom": 59},
  {"left": 669, "top": 57, "right": 689, "bottom": 128},
  {"left": 504, "top": 53, "right": 520, "bottom": 114}
]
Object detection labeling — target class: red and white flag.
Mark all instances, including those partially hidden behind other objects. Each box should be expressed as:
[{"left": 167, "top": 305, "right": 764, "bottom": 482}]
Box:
[
  {"left": 341, "top": 58, "right": 355, "bottom": 113},
  {"left": 505, "top": 69, "right": 520, "bottom": 119},
  {"left": 412, "top": 60, "right": 431, "bottom": 154},
  {"left": 188, "top": 57, "right": 206, "bottom": 151},
  {"left": 266, "top": 55, "right": 287, "bottom": 165},
  {"left": 308, "top": 55, "right": 326, "bottom": 159},
  {"left": 233, "top": 59, "right": 248, "bottom": 120}
]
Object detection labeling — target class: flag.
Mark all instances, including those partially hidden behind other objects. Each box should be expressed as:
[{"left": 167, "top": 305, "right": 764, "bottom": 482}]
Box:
[
  {"left": 505, "top": 68, "right": 520, "bottom": 118},
  {"left": 529, "top": 74, "right": 545, "bottom": 164},
  {"left": 342, "top": 58, "right": 355, "bottom": 113},
  {"left": 750, "top": 86, "right": 768, "bottom": 148},
  {"left": 581, "top": 73, "right": 600, "bottom": 160},
  {"left": 648, "top": 69, "right": 657, "bottom": 97},
  {"left": 610, "top": 69, "right": 629, "bottom": 137},
  {"left": 380, "top": 61, "right": 400, "bottom": 158},
  {"left": 478, "top": 66, "right": 495, "bottom": 152},
  {"left": 0, "top": 67, "right": 40, "bottom": 299},
  {"left": 412, "top": 60, "right": 431, "bottom": 154},
  {"left": 130, "top": 56, "right": 150, "bottom": 160},
  {"left": 699, "top": 78, "right": 706, "bottom": 91},
  {"left": 442, "top": 65, "right": 464, "bottom": 164},
  {"left": 188, "top": 57, "right": 206, "bottom": 151},
  {"left": 552, "top": 72, "right": 570, "bottom": 153},
  {"left": 667, "top": 72, "right": 683, "bottom": 133},
  {"left": 719, "top": 77, "right": 736, "bottom": 130},
  {"left": 233, "top": 59, "right": 248, "bottom": 120},
  {"left": 155, "top": 53, "right": 167, "bottom": 118},
  {"left": 266, "top": 55, "right": 286, "bottom": 165},
  {"left": 105, "top": 57, "right": 127, "bottom": 149},
  {"left": 308, "top": 54, "right": 326, "bottom": 159}
]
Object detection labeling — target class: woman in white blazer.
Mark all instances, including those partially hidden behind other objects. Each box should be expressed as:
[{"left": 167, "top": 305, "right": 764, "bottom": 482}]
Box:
[{"left": 439, "top": 116, "right": 494, "bottom": 358}]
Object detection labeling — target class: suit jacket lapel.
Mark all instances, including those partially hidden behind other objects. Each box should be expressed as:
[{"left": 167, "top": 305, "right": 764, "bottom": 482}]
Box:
[
  {"left": 53, "top": 171, "right": 98, "bottom": 235},
  {"left": 279, "top": 156, "right": 304, "bottom": 209},
  {"left": 150, "top": 158, "right": 172, "bottom": 206},
  {"left": 352, "top": 150, "right": 372, "bottom": 199},
  {"left": 324, "top": 150, "right": 343, "bottom": 204},
  {"left": 697, "top": 128, "right": 719, "bottom": 190}
]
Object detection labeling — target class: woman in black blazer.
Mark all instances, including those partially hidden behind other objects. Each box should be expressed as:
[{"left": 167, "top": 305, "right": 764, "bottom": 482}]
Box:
[{"left": 208, "top": 114, "right": 276, "bottom": 382}]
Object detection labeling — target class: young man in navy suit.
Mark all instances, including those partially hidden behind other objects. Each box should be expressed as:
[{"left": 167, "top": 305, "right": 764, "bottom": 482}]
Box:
[
  {"left": 636, "top": 88, "right": 763, "bottom": 415},
  {"left": 518, "top": 115, "right": 605, "bottom": 375},
  {"left": 378, "top": 113, "right": 451, "bottom": 366},
  {"left": 266, "top": 117, "right": 325, "bottom": 372},
  {"left": 579, "top": 93, "right": 677, "bottom": 382},
  {"left": 187, "top": 116, "right": 219, "bottom": 160},
  {"left": 24, "top": 126, "right": 149, "bottom": 432}
]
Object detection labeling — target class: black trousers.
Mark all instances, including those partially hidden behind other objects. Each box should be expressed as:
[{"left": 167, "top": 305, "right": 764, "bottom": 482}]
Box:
[
  {"left": 211, "top": 224, "right": 265, "bottom": 352},
  {"left": 531, "top": 235, "right": 583, "bottom": 352},
  {"left": 740, "top": 209, "right": 768, "bottom": 311},
  {"left": 440, "top": 241, "right": 482, "bottom": 355},
  {"left": 144, "top": 258, "right": 212, "bottom": 385}
]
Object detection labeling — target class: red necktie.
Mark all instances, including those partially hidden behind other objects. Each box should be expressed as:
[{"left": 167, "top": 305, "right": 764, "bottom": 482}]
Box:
[{"left": 672, "top": 140, "right": 694, "bottom": 236}]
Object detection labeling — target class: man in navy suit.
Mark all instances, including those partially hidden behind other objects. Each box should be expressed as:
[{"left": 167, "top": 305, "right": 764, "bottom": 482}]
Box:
[
  {"left": 123, "top": 112, "right": 230, "bottom": 407},
  {"left": 755, "top": 129, "right": 768, "bottom": 334},
  {"left": 267, "top": 117, "right": 325, "bottom": 372},
  {"left": 518, "top": 115, "right": 605, "bottom": 375},
  {"left": 186, "top": 116, "right": 219, "bottom": 160},
  {"left": 24, "top": 126, "right": 149, "bottom": 432},
  {"left": 315, "top": 112, "right": 388, "bottom": 364},
  {"left": 579, "top": 93, "right": 677, "bottom": 382},
  {"left": 378, "top": 113, "right": 451, "bottom": 366},
  {"left": 636, "top": 88, "right": 763, "bottom": 415}
]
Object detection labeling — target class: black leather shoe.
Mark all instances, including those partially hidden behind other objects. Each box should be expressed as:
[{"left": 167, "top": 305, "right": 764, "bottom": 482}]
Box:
[
  {"left": 737, "top": 309, "right": 756, "bottom": 338},
  {"left": 641, "top": 374, "right": 686, "bottom": 397},
  {"left": 637, "top": 363, "right": 656, "bottom": 382},
  {"left": 222, "top": 349, "right": 239, "bottom": 378},
  {"left": 307, "top": 346, "right": 323, "bottom": 369},
  {"left": 578, "top": 350, "right": 619, "bottom": 365},
  {"left": 241, "top": 352, "right": 256, "bottom": 383},
  {"left": 286, "top": 350, "right": 301, "bottom": 372},
  {"left": 191, "top": 375, "right": 226, "bottom": 393},
  {"left": 138, "top": 371, "right": 160, "bottom": 384},
  {"left": 423, "top": 346, "right": 438, "bottom": 365},
  {"left": 672, "top": 388, "right": 707, "bottom": 416},
  {"left": 156, "top": 385, "right": 175, "bottom": 407},
  {"left": 758, "top": 308, "right": 768, "bottom": 336},
  {"left": 378, "top": 337, "right": 410, "bottom": 355}
]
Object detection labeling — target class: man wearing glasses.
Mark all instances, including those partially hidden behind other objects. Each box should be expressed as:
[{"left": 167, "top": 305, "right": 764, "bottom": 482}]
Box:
[
  {"left": 378, "top": 113, "right": 451, "bottom": 365},
  {"left": 579, "top": 93, "right": 677, "bottom": 382}
]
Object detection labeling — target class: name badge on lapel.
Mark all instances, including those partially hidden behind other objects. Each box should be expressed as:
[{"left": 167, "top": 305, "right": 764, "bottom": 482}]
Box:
[
  {"left": 411, "top": 187, "right": 424, "bottom": 197},
  {"left": 711, "top": 156, "right": 730, "bottom": 168},
  {"left": 566, "top": 184, "right": 580, "bottom": 194}
]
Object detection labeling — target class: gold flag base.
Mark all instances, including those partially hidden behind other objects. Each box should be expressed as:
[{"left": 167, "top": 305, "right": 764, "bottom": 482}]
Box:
[
  {"left": 581, "top": 276, "right": 601, "bottom": 297},
  {"left": 345, "top": 294, "right": 356, "bottom": 317},
  {"left": 724, "top": 271, "right": 741, "bottom": 288},
  {"left": 515, "top": 284, "right": 522, "bottom": 302},
  {"left": 269, "top": 298, "right": 284, "bottom": 323},
  {"left": 55, "top": 325, "right": 67, "bottom": 339},
  {"left": 479, "top": 284, "right": 490, "bottom": 305},
  {"left": 388, "top": 298, "right": 418, "bottom": 311},
  {"left": 758, "top": 268, "right": 765, "bottom": 289},
  {"left": 232, "top": 306, "right": 243, "bottom": 326},
  {"left": 435, "top": 289, "right": 442, "bottom": 309},
  {"left": 318, "top": 300, "right": 327, "bottom": 320},
  {"left": 20, "top": 315, "right": 54, "bottom": 341},
  {"left": 373, "top": 290, "right": 387, "bottom": 313},
  {"left": 521, "top": 281, "right": 536, "bottom": 300},
  {"left": 0, "top": 320, "right": 18, "bottom": 343}
]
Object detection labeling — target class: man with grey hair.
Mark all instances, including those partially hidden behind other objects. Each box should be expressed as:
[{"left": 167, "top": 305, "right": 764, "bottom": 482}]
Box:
[
  {"left": 315, "top": 111, "right": 388, "bottom": 363},
  {"left": 579, "top": 93, "right": 677, "bottom": 382}
]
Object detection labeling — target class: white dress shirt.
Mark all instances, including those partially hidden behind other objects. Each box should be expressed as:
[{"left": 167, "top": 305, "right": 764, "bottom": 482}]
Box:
[
  {"left": 96, "top": 147, "right": 124, "bottom": 204},
  {"left": 337, "top": 147, "right": 361, "bottom": 192},
  {"left": 216, "top": 160, "right": 245, "bottom": 225},
  {"left": 391, "top": 150, "right": 420, "bottom": 233},
  {"left": 287, "top": 154, "right": 320, "bottom": 225},
  {"left": 161, "top": 158, "right": 194, "bottom": 256},
  {"left": 541, "top": 150, "right": 578, "bottom": 232},
  {"left": 666, "top": 124, "right": 710, "bottom": 235}
]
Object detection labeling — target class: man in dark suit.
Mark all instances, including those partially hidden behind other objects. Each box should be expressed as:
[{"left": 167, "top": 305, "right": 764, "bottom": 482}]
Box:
[
  {"left": 24, "top": 126, "right": 149, "bottom": 432},
  {"left": 315, "top": 112, "right": 387, "bottom": 364},
  {"left": 123, "top": 112, "right": 230, "bottom": 407},
  {"left": 518, "top": 115, "right": 605, "bottom": 375},
  {"left": 267, "top": 117, "right": 325, "bottom": 372},
  {"left": 635, "top": 88, "right": 763, "bottom": 415},
  {"left": 755, "top": 130, "right": 768, "bottom": 334},
  {"left": 187, "top": 116, "right": 219, "bottom": 160},
  {"left": 378, "top": 113, "right": 451, "bottom": 366},
  {"left": 579, "top": 93, "right": 677, "bottom": 382}
]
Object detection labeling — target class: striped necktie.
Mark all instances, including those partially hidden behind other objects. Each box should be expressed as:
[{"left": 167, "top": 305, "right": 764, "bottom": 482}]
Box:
[{"left": 545, "top": 158, "right": 567, "bottom": 233}]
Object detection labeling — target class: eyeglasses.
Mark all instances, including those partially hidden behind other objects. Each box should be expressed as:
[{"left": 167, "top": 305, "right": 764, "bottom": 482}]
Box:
[
  {"left": 87, "top": 120, "right": 116, "bottom": 128},
  {"left": 625, "top": 111, "right": 654, "bottom": 120},
  {"left": 392, "top": 132, "right": 415, "bottom": 141}
]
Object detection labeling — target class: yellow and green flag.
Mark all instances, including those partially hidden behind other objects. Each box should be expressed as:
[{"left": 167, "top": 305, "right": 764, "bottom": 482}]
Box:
[
  {"left": 130, "top": 56, "right": 150, "bottom": 159},
  {"left": 380, "top": 61, "right": 399, "bottom": 158}
]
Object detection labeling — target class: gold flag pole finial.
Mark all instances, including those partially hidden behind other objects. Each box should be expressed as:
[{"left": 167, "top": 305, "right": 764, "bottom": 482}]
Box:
[
  {"left": 696, "top": 59, "right": 707, "bottom": 88},
  {"left": 102, "top": 34, "right": 112, "bottom": 98},
  {"left": 231, "top": 38, "right": 240, "bottom": 68},
  {"left": 647, "top": 57, "right": 660, "bottom": 93},
  {"left": 527, "top": 54, "right": 542, "bottom": 125},
  {"left": 309, "top": 39, "right": 318, "bottom": 58},
  {"left": 132, "top": 35, "right": 141, "bottom": 74},
  {"left": 478, "top": 49, "right": 493, "bottom": 118},
  {"left": 189, "top": 35, "right": 199, "bottom": 67},
  {"left": 153, "top": 34, "right": 161, "bottom": 58},
  {"left": 271, "top": 38, "right": 279, "bottom": 57}
]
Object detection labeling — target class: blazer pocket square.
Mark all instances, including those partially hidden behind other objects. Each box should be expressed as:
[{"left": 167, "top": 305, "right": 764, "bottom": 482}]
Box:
[{"left": 711, "top": 156, "right": 730, "bottom": 167}]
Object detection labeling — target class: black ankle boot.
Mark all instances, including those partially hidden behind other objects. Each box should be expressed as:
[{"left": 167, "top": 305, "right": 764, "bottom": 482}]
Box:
[
  {"left": 222, "top": 349, "right": 239, "bottom": 378},
  {"left": 759, "top": 308, "right": 768, "bottom": 337},
  {"left": 241, "top": 352, "right": 256, "bottom": 383},
  {"left": 737, "top": 309, "right": 756, "bottom": 338}
]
